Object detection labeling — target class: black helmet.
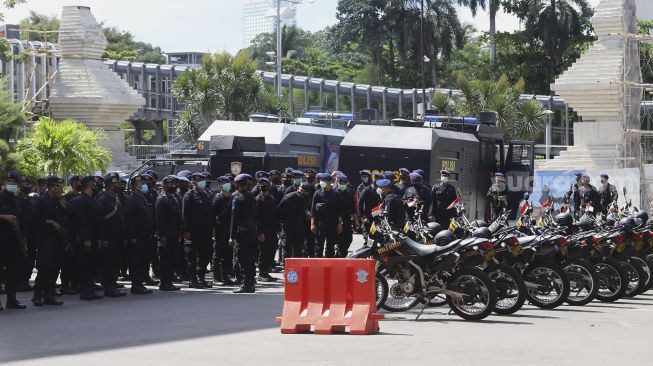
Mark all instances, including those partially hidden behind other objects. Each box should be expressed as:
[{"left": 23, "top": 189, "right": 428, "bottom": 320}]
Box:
[
  {"left": 426, "top": 222, "right": 443, "bottom": 236},
  {"left": 578, "top": 215, "right": 594, "bottom": 231},
  {"left": 605, "top": 216, "right": 617, "bottom": 227},
  {"left": 636, "top": 211, "right": 648, "bottom": 226},
  {"left": 474, "top": 220, "right": 488, "bottom": 228},
  {"left": 555, "top": 212, "right": 572, "bottom": 227},
  {"left": 434, "top": 230, "right": 456, "bottom": 246},
  {"left": 646, "top": 218, "right": 653, "bottom": 229},
  {"left": 619, "top": 217, "right": 634, "bottom": 231},
  {"left": 472, "top": 227, "right": 492, "bottom": 239}
]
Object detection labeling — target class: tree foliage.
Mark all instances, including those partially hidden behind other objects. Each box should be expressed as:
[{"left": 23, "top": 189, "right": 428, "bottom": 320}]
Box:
[
  {"left": 172, "top": 51, "right": 285, "bottom": 142},
  {"left": 0, "top": 78, "right": 26, "bottom": 177},
  {"left": 19, "top": 10, "right": 59, "bottom": 41},
  {"left": 102, "top": 26, "right": 166, "bottom": 64},
  {"left": 16, "top": 117, "right": 110, "bottom": 178}
]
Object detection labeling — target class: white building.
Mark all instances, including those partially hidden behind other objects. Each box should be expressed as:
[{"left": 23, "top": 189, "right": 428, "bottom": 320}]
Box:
[{"left": 242, "top": 0, "right": 298, "bottom": 49}]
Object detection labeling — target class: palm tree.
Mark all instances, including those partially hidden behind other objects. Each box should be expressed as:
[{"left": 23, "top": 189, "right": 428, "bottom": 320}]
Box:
[
  {"left": 424, "top": 0, "right": 465, "bottom": 87},
  {"left": 457, "top": 0, "right": 503, "bottom": 66}
]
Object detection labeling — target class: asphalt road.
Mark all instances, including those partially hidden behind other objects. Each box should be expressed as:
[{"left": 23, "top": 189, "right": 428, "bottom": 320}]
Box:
[{"left": 2, "top": 235, "right": 653, "bottom": 366}]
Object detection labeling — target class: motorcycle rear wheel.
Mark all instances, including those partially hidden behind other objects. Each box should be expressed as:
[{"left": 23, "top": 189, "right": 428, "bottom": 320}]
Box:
[
  {"left": 630, "top": 256, "right": 651, "bottom": 295},
  {"left": 619, "top": 259, "right": 646, "bottom": 298},
  {"left": 523, "top": 261, "right": 570, "bottom": 309},
  {"left": 485, "top": 263, "right": 526, "bottom": 315},
  {"left": 564, "top": 259, "right": 598, "bottom": 306},
  {"left": 445, "top": 267, "right": 497, "bottom": 321},
  {"left": 379, "top": 268, "right": 422, "bottom": 312},
  {"left": 593, "top": 257, "right": 627, "bottom": 302}
]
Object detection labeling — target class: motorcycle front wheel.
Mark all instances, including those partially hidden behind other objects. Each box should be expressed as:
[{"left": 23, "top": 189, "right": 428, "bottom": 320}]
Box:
[
  {"left": 445, "top": 267, "right": 497, "bottom": 321},
  {"left": 485, "top": 263, "right": 526, "bottom": 315},
  {"left": 379, "top": 268, "right": 422, "bottom": 312}
]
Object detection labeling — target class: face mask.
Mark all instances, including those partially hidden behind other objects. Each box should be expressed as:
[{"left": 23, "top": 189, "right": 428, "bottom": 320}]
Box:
[
  {"left": 376, "top": 188, "right": 383, "bottom": 196},
  {"left": 294, "top": 178, "right": 302, "bottom": 186},
  {"left": 197, "top": 180, "right": 206, "bottom": 190},
  {"left": 6, "top": 184, "right": 17, "bottom": 194},
  {"left": 601, "top": 180, "right": 607, "bottom": 185},
  {"left": 307, "top": 177, "right": 315, "bottom": 184},
  {"left": 140, "top": 184, "right": 149, "bottom": 194},
  {"left": 338, "top": 184, "right": 347, "bottom": 191},
  {"left": 319, "top": 181, "right": 327, "bottom": 189},
  {"left": 261, "top": 186, "right": 270, "bottom": 192},
  {"left": 441, "top": 176, "right": 449, "bottom": 183},
  {"left": 164, "top": 186, "right": 176, "bottom": 194},
  {"left": 361, "top": 176, "right": 370, "bottom": 184},
  {"left": 222, "top": 183, "right": 231, "bottom": 193}
]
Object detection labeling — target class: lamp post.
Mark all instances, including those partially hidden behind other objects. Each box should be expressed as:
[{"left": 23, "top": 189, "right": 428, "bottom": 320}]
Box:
[
  {"left": 420, "top": 0, "right": 426, "bottom": 117},
  {"left": 545, "top": 109, "right": 555, "bottom": 160}
]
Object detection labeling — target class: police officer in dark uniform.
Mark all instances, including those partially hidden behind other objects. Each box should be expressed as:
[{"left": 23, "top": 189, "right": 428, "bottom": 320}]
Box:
[
  {"left": 156, "top": 176, "right": 183, "bottom": 291},
  {"left": 403, "top": 172, "right": 432, "bottom": 222},
  {"left": 578, "top": 175, "right": 602, "bottom": 216},
  {"left": 598, "top": 174, "right": 618, "bottom": 215},
  {"left": 60, "top": 175, "right": 82, "bottom": 295},
  {"left": 278, "top": 182, "right": 310, "bottom": 259},
  {"left": 143, "top": 171, "right": 160, "bottom": 283},
  {"left": 284, "top": 170, "right": 304, "bottom": 195},
  {"left": 95, "top": 173, "right": 126, "bottom": 297},
  {"left": 124, "top": 175, "right": 155, "bottom": 295},
  {"left": 357, "top": 171, "right": 381, "bottom": 245},
  {"left": 431, "top": 170, "right": 458, "bottom": 228},
  {"left": 303, "top": 169, "right": 317, "bottom": 257},
  {"left": 230, "top": 174, "right": 258, "bottom": 293},
  {"left": 255, "top": 178, "right": 279, "bottom": 282},
  {"left": 565, "top": 172, "right": 583, "bottom": 218},
  {"left": 0, "top": 172, "right": 27, "bottom": 310},
  {"left": 212, "top": 175, "right": 235, "bottom": 285},
  {"left": 335, "top": 174, "right": 357, "bottom": 257},
  {"left": 395, "top": 168, "right": 411, "bottom": 197},
  {"left": 15, "top": 175, "right": 35, "bottom": 292},
  {"left": 32, "top": 176, "right": 67, "bottom": 306},
  {"left": 377, "top": 178, "right": 406, "bottom": 230},
  {"left": 311, "top": 173, "right": 343, "bottom": 258},
  {"left": 69, "top": 176, "right": 103, "bottom": 300},
  {"left": 182, "top": 172, "right": 214, "bottom": 289},
  {"left": 487, "top": 172, "right": 508, "bottom": 221}
]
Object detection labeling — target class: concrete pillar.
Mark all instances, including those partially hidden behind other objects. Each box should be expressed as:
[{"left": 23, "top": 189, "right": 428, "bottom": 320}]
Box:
[
  {"left": 154, "top": 120, "right": 164, "bottom": 144},
  {"left": 546, "top": 96, "right": 553, "bottom": 159},
  {"left": 304, "top": 78, "right": 309, "bottom": 113},
  {"left": 351, "top": 83, "right": 356, "bottom": 117},
  {"left": 289, "top": 75, "right": 295, "bottom": 116},
  {"left": 155, "top": 65, "right": 161, "bottom": 111},
  {"left": 366, "top": 86, "right": 371, "bottom": 109},
  {"left": 382, "top": 88, "right": 387, "bottom": 121},
  {"left": 412, "top": 88, "right": 417, "bottom": 119},
  {"left": 398, "top": 90, "right": 404, "bottom": 118},
  {"left": 319, "top": 79, "right": 325, "bottom": 108},
  {"left": 335, "top": 82, "right": 340, "bottom": 113},
  {"left": 565, "top": 103, "right": 570, "bottom": 145}
]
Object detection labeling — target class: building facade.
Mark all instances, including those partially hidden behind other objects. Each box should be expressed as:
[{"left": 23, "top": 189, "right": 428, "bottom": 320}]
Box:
[{"left": 242, "top": 0, "right": 297, "bottom": 49}]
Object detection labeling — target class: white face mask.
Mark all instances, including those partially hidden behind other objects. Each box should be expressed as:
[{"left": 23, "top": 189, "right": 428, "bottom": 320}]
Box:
[
  {"left": 441, "top": 176, "right": 449, "bottom": 183},
  {"left": 319, "top": 181, "right": 327, "bottom": 189},
  {"left": 376, "top": 188, "right": 383, "bottom": 196}
]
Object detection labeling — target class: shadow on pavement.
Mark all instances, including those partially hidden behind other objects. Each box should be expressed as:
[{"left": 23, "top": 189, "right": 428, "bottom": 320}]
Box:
[{"left": 0, "top": 289, "right": 284, "bottom": 363}]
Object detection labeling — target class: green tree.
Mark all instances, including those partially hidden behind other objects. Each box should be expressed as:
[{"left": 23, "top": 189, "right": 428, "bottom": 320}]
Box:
[
  {"left": 422, "top": 0, "right": 464, "bottom": 87},
  {"left": 102, "top": 26, "right": 166, "bottom": 64},
  {"left": 0, "top": 0, "right": 24, "bottom": 22},
  {"left": 16, "top": 117, "right": 110, "bottom": 177},
  {"left": 0, "top": 78, "right": 26, "bottom": 176},
  {"left": 18, "top": 10, "right": 59, "bottom": 41},
  {"left": 172, "top": 51, "right": 285, "bottom": 142},
  {"left": 457, "top": 0, "right": 508, "bottom": 66},
  {"left": 247, "top": 25, "right": 313, "bottom": 67}
]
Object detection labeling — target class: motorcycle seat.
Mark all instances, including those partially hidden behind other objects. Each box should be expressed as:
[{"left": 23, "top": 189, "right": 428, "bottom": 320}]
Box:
[
  {"left": 518, "top": 236, "right": 540, "bottom": 247},
  {"left": 404, "top": 236, "right": 458, "bottom": 257}
]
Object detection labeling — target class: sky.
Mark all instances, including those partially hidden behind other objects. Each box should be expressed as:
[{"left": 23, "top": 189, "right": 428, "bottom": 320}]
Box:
[{"left": 2, "top": 0, "right": 604, "bottom": 55}]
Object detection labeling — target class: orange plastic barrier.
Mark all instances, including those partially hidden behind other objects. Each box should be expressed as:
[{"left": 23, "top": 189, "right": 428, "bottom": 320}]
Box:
[{"left": 276, "top": 258, "right": 384, "bottom": 335}]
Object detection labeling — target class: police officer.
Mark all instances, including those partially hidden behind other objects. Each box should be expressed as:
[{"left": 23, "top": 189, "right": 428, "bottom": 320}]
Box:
[
  {"left": 95, "top": 173, "right": 126, "bottom": 297},
  {"left": 69, "top": 176, "right": 102, "bottom": 300},
  {"left": 255, "top": 178, "right": 279, "bottom": 282},
  {"left": 156, "top": 176, "right": 183, "bottom": 291},
  {"left": 230, "top": 174, "right": 258, "bottom": 293},
  {"left": 173, "top": 176, "right": 190, "bottom": 282},
  {"left": 357, "top": 171, "right": 381, "bottom": 245},
  {"left": 60, "top": 175, "right": 82, "bottom": 295},
  {"left": 303, "top": 169, "right": 318, "bottom": 257},
  {"left": 578, "top": 175, "right": 601, "bottom": 216},
  {"left": 431, "top": 170, "right": 458, "bottom": 228},
  {"left": 251, "top": 171, "right": 270, "bottom": 197},
  {"left": 377, "top": 178, "right": 406, "bottom": 230},
  {"left": 212, "top": 175, "right": 236, "bottom": 285},
  {"left": 335, "top": 175, "right": 357, "bottom": 257},
  {"left": 143, "top": 170, "right": 160, "bottom": 283},
  {"left": 565, "top": 172, "right": 583, "bottom": 218},
  {"left": 396, "top": 168, "right": 411, "bottom": 197},
  {"left": 598, "top": 174, "right": 618, "bottom": 215},
  {"left": 124, "top": 175, "right": 155, "bottom": 295},
  {"left": 278, "top": 182, "right": 311, "bottom": 259},
  {"left": 32, "top": 176, "right": 67, "bottom": 306},
  {"left": 403, "top": 172, "right": 432, "bottom": 222},
  {"left": 487, "top": 173, "right": 508, "bottom": 221},
  {"left": 15, "top": 175, "right": 35, "bottom": 292},
  {"left": 311, "top": 173, "right": 343, "bottom": 258},
  {"left": 0, "top": 172, "right": 27, "bottom": 310},
  {"left": 182, "top": 172, "right": 214, "bottom": 289}
]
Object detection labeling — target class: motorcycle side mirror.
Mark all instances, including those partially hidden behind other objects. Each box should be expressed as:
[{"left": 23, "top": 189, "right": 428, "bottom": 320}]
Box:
[{"left": 523, "top": 192, "right": 530, "bottom": 201}]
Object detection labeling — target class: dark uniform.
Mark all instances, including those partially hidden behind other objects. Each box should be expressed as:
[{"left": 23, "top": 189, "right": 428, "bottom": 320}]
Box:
[
  {"left": 230, "top": 180, "right": 258, "bottom": 291},
  {"left": 182, "top": 186, "right": 214, "bottom": 287},
  {"left": 357, "top": 182, "right": 380, "bottom": 244},
  {"left": 125, "top": 187, "right": 156, "bottom": 292},
  {"left": 403, "top": 178, "right": 432, "bottom": 223},
  {"left": 0, "top": 186, "right": 26, "bottom": 309},
  {"left": 278, "top": 190, "right": 308, "bottom": 259},
  {"left": 256, "top": 185, "right": 279, "bottom": 279},
  {"left": 598, "top": 182, "right": 618, "bottom": 215},
  {"left": 95, "top": 183, "right": 126, "bottom": 296},
  {"left": 565, "top": 174, "right": 582, "bottom": 217},
  {"left": 69, "top": 187, "right": 99, "bottom": 299},
  {"left": 336, "top": 184, "right": 356, "bottom": 258},
  {"left": 156, "top": 178, "right": 184, "bottom": 290},
  {"left": 431, "top": 182, "right": 458, "bottom": 228},
  {"left": 15, "top": 185, "right": 35, "bottom": 291},
  {"left": 311, "top": 180, "right": 341, "bottom": 258},
  {"left": 579, "top": 184, "right": 602, "bottom": 216},
  {"left": 487, "top": 174, "right": 508, "bottom": 221},
  {"left": 382, "top": 191, "right": 407, "bottom": 230},
  {"left": 212, "top": 188, "right": 234, "bottom": 283},
  {"left": 61, "top": 182, "right": 80, "bottom": 294}
]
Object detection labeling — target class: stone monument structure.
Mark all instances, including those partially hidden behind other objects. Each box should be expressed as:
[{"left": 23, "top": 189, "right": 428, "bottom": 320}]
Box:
[{"left": 49, "top": 6, "right": 144, "bottom": 172}]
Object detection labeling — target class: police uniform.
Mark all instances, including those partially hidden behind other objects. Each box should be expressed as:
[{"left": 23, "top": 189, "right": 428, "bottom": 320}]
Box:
[
  {"left": 377, "top": 179, "right": 407, "bottom": 230},
  {"left": 69, "top": 176, "right": 103, "bottom": 300},
  {"left": 32, "top": 176, "right": 67, "bottom": 306},
  {"left": 255, "top": 178, "right": 279, "bottom": 281},
  {"left": 487, "top": 173, "right": 508, "bottom": 221},
  {"left": 0, "top": 172, "right": 28, "bottom": 309},
  {"left": 156, "top": 176, "right": 184, "bottom": 291},
  {"left": 174, "top": 176, "right": 190, "bottom": 281},
  {"left": 212, "top": 176, "right": 235, "bottom": 284},
  {"left": 144, "top": 171, "right": 160, "bottom": 280},
  {"left": 15, "top": 176, "right": 35, "bottom": 292},
  {"left": 565, "top": 173, "right": 583, "bottom": 217},
  {"left": 95, "top": 173, "right": 127, "bottom": 297},
  {"left": 356, "top": 171, "right": 380, "bottom": 244},
  {"left": 277, "top": 185, "right": 309, "bottom": 259},
  {"left": 311, "top": 174, "right": 342, "bottom": 258},
  {"left": 230, "top": 174, "right": 258, "bottom": 293},
  {"left": 579, "top": 182, "right": 602, "bottom": 216},
  {"left": 124, "top": 175, "right": 156, "bottom": 294},
  {"left": 395, "top": 168, "right": 412, "bottom": 198},
  {"left": 431, "top": 170, "right": 458, "bottom": 228},
  {"left": 597, "top": 174, "right": 618, "bottom": 215},
  {"left": 335, "top": 175, "right": 356, "bottom": 257},
  {"left": 59, "top": 175, "right": 81, "bottom": 295},
  {"left": 182, "top": 173, "right": 214, "bottom": 288},
  {"left": 402, "top": 172, "right": 432, "bottom": 222}
]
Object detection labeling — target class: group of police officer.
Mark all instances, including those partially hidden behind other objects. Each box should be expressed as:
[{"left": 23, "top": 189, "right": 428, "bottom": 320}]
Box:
[
  {"left": 0, "top": 165, "right": 465, "bottom": 311},
  {"left": 566, "top": 172, "right": 619, "bottom": 217}
]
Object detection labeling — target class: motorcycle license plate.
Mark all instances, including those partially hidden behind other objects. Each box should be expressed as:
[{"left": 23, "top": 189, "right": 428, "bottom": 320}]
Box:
[
  {"left": 616, "top": 242, "right": 626, "bottom": 253},
  {"left": 635, "top": 240, "right": 644, "bottom": 251},
  {"left": 511, "top": 244, "right": 522, "bottom": 257},
  {"left": 594, "top": 243, "right": 604, "bottom": 251},
  {"left": 560, "top": 245, "right": 568, "bottom": 256},
  {"left": 483, "top": 248, "right": 496, "bottom": 261}
]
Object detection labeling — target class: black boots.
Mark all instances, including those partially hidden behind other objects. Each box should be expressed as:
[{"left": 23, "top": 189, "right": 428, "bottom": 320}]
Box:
[{"left": 5, "top": 293, "right": 26, "bottom": 309}]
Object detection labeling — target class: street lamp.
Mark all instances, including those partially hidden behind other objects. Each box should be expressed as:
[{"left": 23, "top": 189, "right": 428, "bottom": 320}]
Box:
[
  {"left": 265, "top": 1, "right": 305, "bottom": 99},
  {"left": 420, "top": 0, "right": 426, "bottom": 117},
  {"left": 544, "top": 109, "right": 555, "bottom": 160}
]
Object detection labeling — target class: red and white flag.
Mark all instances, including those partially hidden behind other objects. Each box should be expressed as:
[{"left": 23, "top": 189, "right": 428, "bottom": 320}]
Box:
[
  {"left": 447, "top": 196, "right": 461, "bottom": 210},
  {"left": 520, "top": 202, "right": 529, "bottom": 215},
  {"left": 541, "top": 200, "right": 552, "bottom": 208},
  {"left": 371, "top": 204, "right": 382, "bottom": 217}
]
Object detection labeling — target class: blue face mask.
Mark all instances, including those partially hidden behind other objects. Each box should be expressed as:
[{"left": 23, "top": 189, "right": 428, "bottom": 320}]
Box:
[
  {"left": 197, "top": 180, "right": 206, "bottom": 190},
  {"left": 6, "top": 184, "right": 17, "bottom": 194},
  {"left": 140, "top": 184, "right": 149, "bottom": 194},
  {"left": 222, "top": 183, "right": 231, "bottom": 193},
  {"left": 294, "top": 178, "right": 302, "bottom": 186},
  {"left": 338, "top": 184, "right": 347, "bottom": 191}
]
